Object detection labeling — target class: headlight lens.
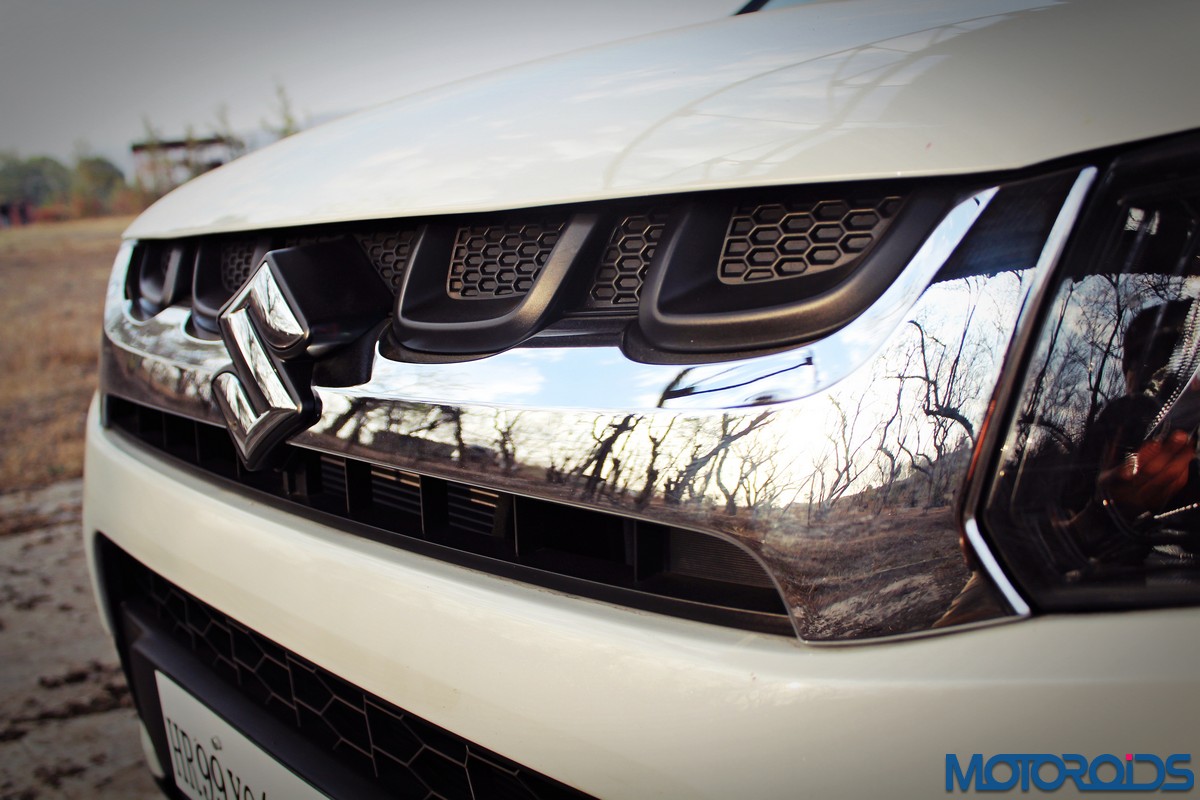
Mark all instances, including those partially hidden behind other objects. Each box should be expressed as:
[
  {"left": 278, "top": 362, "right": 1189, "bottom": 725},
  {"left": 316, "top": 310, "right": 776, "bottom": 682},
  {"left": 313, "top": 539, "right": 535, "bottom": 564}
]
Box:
[{"left": 983, "top": 135, "right": 1200, "bottom": 611}]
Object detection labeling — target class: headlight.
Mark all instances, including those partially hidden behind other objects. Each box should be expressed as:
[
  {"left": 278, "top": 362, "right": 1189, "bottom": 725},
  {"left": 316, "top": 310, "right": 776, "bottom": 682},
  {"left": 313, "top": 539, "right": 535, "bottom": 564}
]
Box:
[{"left": 981, "top": 133, "right": 1200, "bottom": 611}]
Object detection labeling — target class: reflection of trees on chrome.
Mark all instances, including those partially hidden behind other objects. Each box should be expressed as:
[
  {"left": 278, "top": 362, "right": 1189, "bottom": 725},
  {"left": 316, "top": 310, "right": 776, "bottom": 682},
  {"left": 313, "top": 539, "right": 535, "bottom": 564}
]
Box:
[
  {"left": 661, "top": 412, "right": 772, "bottom": 507},
  {"left": 796, "top": 276, "right": 1002, "bottom": 517},
  {"left": 286, "top": 272, "right": 1030, "bottom": 638},
  {"left": 492, "top": 411, "right": 523, "bottom": 474},
  {"left": 804, "top": 396, "right": 871, "bottom": 521},
  {"left": 578, "top": 414, "right": 638, "bottom": 501},
  {"left": 305, "top": 275, "right": 1019, "bottom": 526}
]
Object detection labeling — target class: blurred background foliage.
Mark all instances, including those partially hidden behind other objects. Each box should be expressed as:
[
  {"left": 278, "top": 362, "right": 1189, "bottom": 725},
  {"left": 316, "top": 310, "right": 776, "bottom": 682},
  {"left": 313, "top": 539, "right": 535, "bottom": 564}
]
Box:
[
  {"left": 0, "top": 150, "right": 153, "bottom": 221},
  {"left": 0, "top": 83, "right": 299, "bottom": 225}
]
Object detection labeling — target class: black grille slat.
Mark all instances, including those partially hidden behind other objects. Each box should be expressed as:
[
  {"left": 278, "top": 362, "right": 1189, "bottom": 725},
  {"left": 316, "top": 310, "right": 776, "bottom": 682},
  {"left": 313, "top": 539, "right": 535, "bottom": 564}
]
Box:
[
  {"left": 445, "top": 483, "right": 500, "bottom": 538},
  {"left": 110, "top": 549, "right": 587, "bottom": 799},
  {"left": 319, "top": 455, "right": 349, "bottom": 511},
  {"left": 104, "top": 397, "right": 789, "bottom": 631},
  {"left": 370, "top": 467, "right": 422, "bottom": 517}
]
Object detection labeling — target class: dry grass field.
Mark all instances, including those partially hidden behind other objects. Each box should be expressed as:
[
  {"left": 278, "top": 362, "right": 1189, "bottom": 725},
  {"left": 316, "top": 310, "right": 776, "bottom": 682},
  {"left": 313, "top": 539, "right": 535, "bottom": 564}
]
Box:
[
  {"left": 0, "top": 217, "right": 132, "bottom": 493},
  {"left": 0, "top": 218, "right": 161, "bottom": 797}
]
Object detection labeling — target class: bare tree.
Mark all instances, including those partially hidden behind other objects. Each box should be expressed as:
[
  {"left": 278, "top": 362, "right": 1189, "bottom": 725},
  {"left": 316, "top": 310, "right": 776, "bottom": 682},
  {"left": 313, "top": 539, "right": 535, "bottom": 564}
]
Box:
[
  {"left": 870, "top": 361, "right": 914, "bottom": 512},
  {"left": 263, "top": 81, "right": 301, "bottom": 141},
  {"left": 212, "top": 104, "right": 246, "bottom": 160},
  {"left": 715, "top": 432, "right": 796, "bottom": 517},
  {"left": 898, "top": 318, "right": 979, "bottom": 450},
  {"left": 713, "top": 447, "right": 739, "bottom": 515}
]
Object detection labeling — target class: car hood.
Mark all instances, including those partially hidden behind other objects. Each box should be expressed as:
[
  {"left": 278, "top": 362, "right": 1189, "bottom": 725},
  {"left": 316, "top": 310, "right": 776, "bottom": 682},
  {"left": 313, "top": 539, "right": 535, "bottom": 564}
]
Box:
[{"left": 128, "top": 0, "right": 1200, "bottom": 239}]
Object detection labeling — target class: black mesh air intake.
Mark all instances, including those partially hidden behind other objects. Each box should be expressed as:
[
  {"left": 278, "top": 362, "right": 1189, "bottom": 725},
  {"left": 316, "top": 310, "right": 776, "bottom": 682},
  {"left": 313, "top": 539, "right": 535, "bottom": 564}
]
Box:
[
  {"left": 585, "top": 210, "right": 669, "bottom": 309},
  {"left": 121, "top": 182, "right": 924, "bottom": 356},
  {"left": 448, "top": 221, "right": 565, "bottom": 299},
  {"left": 356, "top": 229, "right": 416, "bottom": 293},
  {"left": 101, "top": 542, "right": 590, "bottom": 800},
  {"left": 219, "top": 239, "right": 259, "bottom": 293},
  {"left": 718, "top": 196, "right": 902, "bottom": 284}
]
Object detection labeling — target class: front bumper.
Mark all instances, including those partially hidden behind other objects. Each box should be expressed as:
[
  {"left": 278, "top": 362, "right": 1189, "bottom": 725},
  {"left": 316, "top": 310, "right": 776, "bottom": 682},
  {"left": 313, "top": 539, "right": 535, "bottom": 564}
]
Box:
[{"left": 84, "top": 397, "right": 1200, "bottom": 798}]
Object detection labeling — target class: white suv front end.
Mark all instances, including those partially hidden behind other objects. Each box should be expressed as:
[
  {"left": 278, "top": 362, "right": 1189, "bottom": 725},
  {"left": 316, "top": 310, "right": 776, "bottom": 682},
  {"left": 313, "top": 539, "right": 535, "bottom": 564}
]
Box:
[{"left": 86, "top": 2, "right": 1200, "bottom": 797}]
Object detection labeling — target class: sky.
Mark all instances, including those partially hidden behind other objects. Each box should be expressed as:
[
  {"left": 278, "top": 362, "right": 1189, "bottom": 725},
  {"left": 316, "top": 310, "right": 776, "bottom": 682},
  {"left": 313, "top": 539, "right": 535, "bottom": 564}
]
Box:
[{"left": 1, "top": 0, "right": 740, "bottom": 173}]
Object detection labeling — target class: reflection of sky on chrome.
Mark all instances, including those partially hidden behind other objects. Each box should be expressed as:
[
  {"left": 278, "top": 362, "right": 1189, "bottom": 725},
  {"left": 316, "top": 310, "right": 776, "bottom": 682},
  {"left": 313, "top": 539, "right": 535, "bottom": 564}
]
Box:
[
  {"left": 354, "top": 354, "right": 546, "bottom": 406},
  {"left": 758, "top": 274, "right": 1025, "bottom": 499}
]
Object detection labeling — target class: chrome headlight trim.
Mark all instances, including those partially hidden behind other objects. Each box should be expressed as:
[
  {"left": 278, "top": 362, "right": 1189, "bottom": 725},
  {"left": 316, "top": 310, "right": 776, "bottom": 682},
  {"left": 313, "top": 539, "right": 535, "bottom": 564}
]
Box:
[{"left": 959, "top": 167, "right": 1099, "bottom": 621}]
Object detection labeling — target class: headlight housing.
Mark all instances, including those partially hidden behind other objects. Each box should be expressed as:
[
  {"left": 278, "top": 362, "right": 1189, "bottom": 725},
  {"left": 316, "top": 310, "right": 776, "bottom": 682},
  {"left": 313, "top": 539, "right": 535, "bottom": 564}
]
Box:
[{"left": 982, "top": 133, "right": 1200, "bottom": 611}]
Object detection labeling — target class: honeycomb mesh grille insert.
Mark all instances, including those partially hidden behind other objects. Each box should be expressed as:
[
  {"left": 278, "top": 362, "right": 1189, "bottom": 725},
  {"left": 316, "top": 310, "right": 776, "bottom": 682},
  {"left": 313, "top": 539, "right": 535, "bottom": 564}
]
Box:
[
  {"left": 126, "top": 559, "right": 589, "bottom": 800},
  {"left": 585, "top": 210, "right": 669, "bottom": 309},
  {"left": 718, "top": 196, "right": 903, "bottom": 284},
  {"left": 356, "top": 229, "right": 415, "bottom": 292},
  {"left": 219, "top": 240, "right": 259, "bottom": 293},
  {"left": 448, "top": 220, "right": 564, "bottom": 299}
]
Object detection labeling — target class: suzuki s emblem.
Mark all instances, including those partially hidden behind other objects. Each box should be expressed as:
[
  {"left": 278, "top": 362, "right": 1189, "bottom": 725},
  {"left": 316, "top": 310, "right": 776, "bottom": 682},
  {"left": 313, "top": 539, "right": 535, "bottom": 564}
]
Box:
[{"left": 212, "top": 239, "right": 391, "bottom": 470}]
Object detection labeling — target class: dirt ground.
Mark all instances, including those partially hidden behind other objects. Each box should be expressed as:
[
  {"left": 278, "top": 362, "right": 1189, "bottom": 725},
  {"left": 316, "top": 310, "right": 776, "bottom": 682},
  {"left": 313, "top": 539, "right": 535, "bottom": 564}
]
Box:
[
  {"left": 0, "top": 482, "right": 160, "bottom": 799},
  {"left": 0, "top": 219, "right": 160, "bottom": 798}
]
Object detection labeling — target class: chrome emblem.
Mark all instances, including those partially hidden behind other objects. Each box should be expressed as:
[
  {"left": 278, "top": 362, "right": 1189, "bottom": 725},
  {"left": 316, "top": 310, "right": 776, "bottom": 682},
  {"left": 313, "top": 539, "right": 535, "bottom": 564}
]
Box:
[
  {"left": 212, "top": 266, "right": 310, "bottom": 469},
  {"left": 212, "top": 240, "right": 391, "bottom": 469}
]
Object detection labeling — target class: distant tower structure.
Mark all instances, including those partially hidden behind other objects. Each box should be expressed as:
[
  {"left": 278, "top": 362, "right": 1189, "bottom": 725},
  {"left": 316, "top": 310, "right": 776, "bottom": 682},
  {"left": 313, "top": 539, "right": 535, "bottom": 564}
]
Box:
[{"left": 130, "top": 135, "right": 243, "bottom": 196}]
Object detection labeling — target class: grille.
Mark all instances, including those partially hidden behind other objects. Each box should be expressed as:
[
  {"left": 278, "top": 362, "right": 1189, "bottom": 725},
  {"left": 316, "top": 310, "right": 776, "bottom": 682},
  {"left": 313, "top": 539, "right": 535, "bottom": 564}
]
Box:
[
  {"left": 370, "top": 464, "right": 422, "bottom": 517},
  {"left": 127, "top": 186, "right": 912, "bottom": 354},
  {"left": 446, "top": 483, "right": 503, "bottom": 538},
  {"left": 103, "top": 543, "right": 588, "bottom": 800},
  {"left": 448, "top": 221, "right": 564, "bottom": 299},
  {"left": 105, "top": 397, "right": 789, "bottom": 632},
  {"left": 585, "top": 210, "right": 669, "bottom": 309},
  {"left": 718, "top": 196, "right": 902, "bottom": 284},
  {"left": 356, "top": 229, "right": 416, "bottom": 292},
  {"left": 219, "top": 239, "right": 259, "bottom": 293}
]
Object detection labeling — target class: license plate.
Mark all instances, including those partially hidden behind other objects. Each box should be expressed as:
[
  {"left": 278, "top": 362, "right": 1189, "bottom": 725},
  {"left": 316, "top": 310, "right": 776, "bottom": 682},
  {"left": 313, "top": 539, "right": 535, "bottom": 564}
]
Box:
[{"left": 156, "top": 671, "right": 329, "bottom": 800}]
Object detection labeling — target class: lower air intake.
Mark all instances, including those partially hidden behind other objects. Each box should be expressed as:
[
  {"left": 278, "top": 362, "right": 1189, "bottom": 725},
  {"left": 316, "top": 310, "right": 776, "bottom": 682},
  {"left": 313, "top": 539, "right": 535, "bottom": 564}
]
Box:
[
  {"left": 100, "top": 540, "right": 590, "bottom": 800},
  {"left": 104, "top": 397, "right": 790, "bottom": 634}
]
